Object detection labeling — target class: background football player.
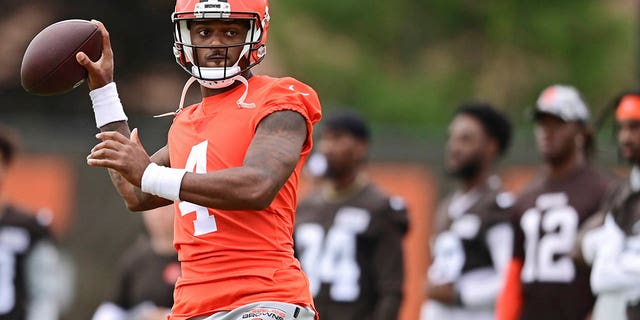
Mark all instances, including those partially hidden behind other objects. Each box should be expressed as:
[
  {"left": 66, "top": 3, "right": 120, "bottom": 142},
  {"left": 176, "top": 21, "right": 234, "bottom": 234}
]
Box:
[
  {"left": 584, "top": 91, "right": 640, "bottom": 320},
  {"left": 421, "top": 103, "right": 513, "bottom": 320},
  {"left": 0, "top": 124, "right": 73, "bottom": 320},
  {"left": 91, "top": 205, "right": 178, "bottom": 320},
  {"left": 294, "top": 110, "right": 408, "bottom": 320},
  {"left": 496, "top": 84, "right": 614, "bottom": 320}
]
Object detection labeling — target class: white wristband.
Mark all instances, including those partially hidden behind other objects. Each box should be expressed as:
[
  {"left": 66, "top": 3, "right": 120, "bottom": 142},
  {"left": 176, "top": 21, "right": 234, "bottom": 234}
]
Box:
[
  {"left": 89, "top": 82, "right": 128, "bottom": 128},
  {"left": 140, "top": 163, "right": 187, "bottom": 201}
]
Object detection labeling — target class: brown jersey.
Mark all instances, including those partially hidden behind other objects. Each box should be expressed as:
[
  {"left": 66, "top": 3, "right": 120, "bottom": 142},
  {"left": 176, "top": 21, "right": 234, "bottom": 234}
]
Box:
[
  {"left": 108, "top": 237, "right": 180, "bottom": 310},
  {"left": 0, "top": 205, "right": 52, "bottom": 320},
  {"left": 512, "top": 165, "right": 613, "bottom": 320},
  {"left": 430, "top": 182, "right": 513, "bottom": 284},
  {"left": 294, "top": 182, "right": 408, "bottom": 320}
]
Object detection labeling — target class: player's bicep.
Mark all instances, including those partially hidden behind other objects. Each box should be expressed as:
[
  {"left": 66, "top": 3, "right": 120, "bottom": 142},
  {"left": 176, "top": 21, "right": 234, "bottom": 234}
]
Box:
[{"left": 244, "top": 110, "right": 307, "bottom": 184}]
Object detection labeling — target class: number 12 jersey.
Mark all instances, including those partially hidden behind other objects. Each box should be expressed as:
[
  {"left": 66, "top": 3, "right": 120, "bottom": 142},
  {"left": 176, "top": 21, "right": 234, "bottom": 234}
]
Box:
[{"left": 511, "top": 165, "right": 613, "bottom": 320}]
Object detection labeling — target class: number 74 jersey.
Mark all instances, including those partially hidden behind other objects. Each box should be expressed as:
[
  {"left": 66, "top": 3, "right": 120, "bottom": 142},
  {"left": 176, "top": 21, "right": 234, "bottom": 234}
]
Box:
[
  {"left": 510, "top": 165, "right": 614, "bottom": 320},
  {"left": 294, "top": 183, "right": 408, "bottom": 320}
]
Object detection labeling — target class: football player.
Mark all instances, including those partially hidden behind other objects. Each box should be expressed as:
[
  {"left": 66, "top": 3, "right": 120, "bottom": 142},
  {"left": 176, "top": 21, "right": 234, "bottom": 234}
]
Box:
[
  {"left": 0, "top": 124, "right": 72, "bottom": 320},
  {"left": 76, "top": 1, "right": 322, "bottom": 319},
  {"left": 294, "top": 110, "right": 408, "bottom": 320},
  {"left": 91, "top": 205, "right": 178, "bottom": 320},
  {"left": 421, "top": 103, "right": 513, "bottom": 320},
  {"left": 496, "top": 85, "right": 614, "bottom": 320},
  {"left": 584, "top": 91, "right": 640, "bottom": 320}
]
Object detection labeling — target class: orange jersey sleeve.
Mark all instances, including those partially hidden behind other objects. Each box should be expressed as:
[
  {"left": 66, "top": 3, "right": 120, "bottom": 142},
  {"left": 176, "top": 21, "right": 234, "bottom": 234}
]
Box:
[
  {"left": 496, "top": 258, "right": 524, "bottom": 320},
  {"left": 166, "top": 75, "right": 321, "bottom": 319}
]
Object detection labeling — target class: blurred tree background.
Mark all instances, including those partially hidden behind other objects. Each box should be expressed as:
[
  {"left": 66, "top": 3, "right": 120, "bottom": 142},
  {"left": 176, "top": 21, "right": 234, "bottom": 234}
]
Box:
[
  {"left": 0, "top": 0, "right": 637, "bottom": 319},
  {"left": 276, "top": 0, "right": 636, "bottom": 126}
]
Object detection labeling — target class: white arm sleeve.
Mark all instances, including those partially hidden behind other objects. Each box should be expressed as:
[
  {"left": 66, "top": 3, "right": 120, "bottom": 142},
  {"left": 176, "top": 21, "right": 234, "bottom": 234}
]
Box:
[
  {"left": 25, "top": 241, "right": 74, "bottom": 320},
  {"left": 457, "top": 223, "right": 513, "bottom": 308},
  {"left": 590, "top": 215, "right": 640, "bottom": 294}
]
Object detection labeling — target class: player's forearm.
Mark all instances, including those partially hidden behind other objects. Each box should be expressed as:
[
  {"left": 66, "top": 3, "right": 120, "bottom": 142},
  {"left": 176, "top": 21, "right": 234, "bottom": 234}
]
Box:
[
  {"left": 99, "top": 121, "right": 134, "bottom": 200},
  {"left": 113, "top": 178, "right": 171, "bottom": 212},
  {"left": 99, "top": 121, "right": 144, "bottom": 209},
  {"left": 178, "top": 166, "right": 284, "bottom": 210},
  {"left": 97, "top": 122, "right": 170, "bottom": 211}
]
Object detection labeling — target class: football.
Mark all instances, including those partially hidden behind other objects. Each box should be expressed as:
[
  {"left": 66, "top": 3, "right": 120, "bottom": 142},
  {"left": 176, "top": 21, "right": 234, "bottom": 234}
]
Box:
[{"left": 21, "top": 19, "right": 102, "bottom": 96}]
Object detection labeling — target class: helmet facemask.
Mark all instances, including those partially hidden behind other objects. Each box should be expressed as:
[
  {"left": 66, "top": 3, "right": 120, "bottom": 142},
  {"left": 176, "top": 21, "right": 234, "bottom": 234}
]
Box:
[{"left": 172, "top": 2, "right": 268, "bottom": 89}]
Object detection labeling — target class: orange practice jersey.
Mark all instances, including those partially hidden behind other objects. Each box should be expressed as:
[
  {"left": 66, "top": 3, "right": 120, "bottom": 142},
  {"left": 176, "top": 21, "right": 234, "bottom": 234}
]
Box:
[{"left": 166, "top": 75, "right": 322, "bottom": 319}]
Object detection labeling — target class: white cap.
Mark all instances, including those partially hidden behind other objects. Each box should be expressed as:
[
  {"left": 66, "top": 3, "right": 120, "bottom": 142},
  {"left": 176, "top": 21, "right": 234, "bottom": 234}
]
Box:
[{"left": 535, "top": 84, "right": 589, "bottom": 122}]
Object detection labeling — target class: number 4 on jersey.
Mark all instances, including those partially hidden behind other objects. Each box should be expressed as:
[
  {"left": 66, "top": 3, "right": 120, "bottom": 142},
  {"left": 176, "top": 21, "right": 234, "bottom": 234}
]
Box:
[{"left": 178, "top": 141, "right": 218, "bottom": 236}]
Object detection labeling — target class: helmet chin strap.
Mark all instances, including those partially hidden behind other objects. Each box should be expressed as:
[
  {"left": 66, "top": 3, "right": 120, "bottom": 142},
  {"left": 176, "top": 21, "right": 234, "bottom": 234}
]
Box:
[
  {"left": 154, "top": 74, "right": 254, "bottom": 118},
  {"left": 233, "top": 75, "right": 256, "bottom": 109}
]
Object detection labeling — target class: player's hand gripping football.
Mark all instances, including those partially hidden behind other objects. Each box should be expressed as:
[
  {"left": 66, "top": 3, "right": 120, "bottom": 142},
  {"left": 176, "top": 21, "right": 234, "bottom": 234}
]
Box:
[
  {"left": 87, "top": 128, "right": 151, "bottom": 187},
  {"left": 75, "top": 20, "right": 113, "bottom": 90}
]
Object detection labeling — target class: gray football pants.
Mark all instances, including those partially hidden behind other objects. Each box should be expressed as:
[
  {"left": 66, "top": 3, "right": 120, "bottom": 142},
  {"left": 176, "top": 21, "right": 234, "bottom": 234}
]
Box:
[{"left": 188, "top": 301, "right": 316, "bottom": 320}]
